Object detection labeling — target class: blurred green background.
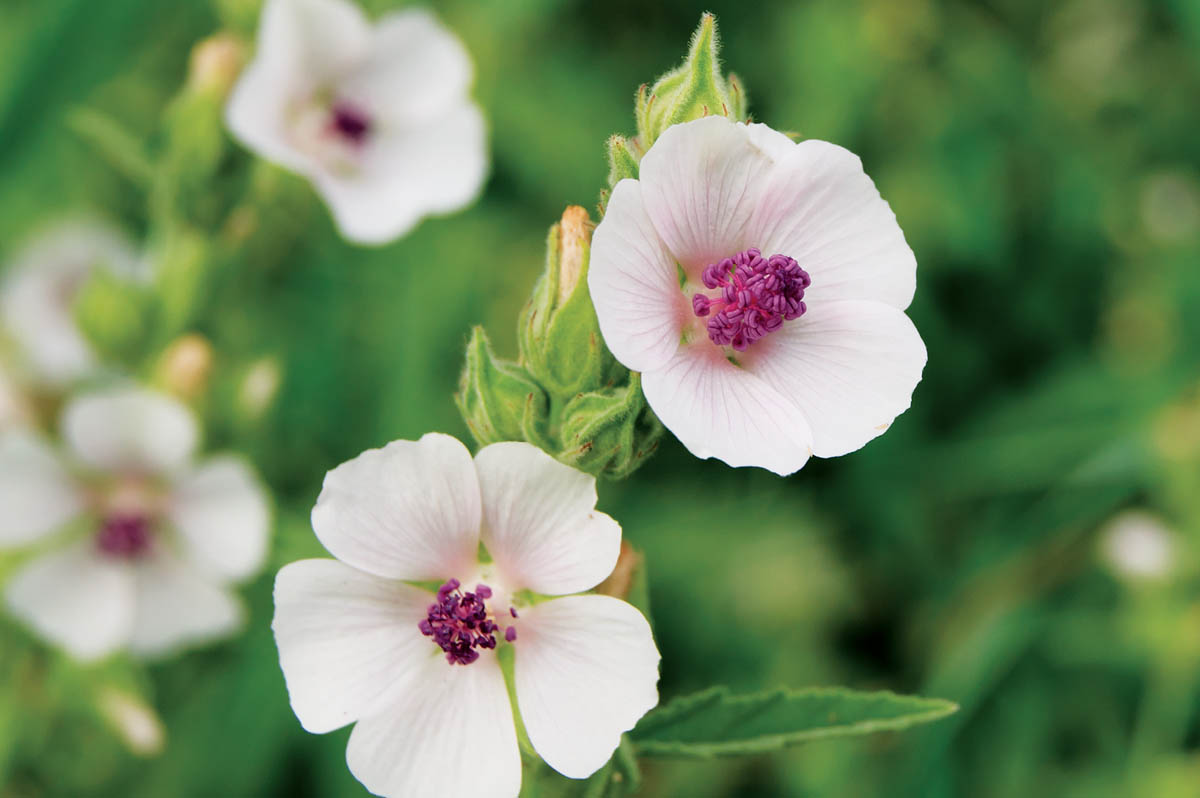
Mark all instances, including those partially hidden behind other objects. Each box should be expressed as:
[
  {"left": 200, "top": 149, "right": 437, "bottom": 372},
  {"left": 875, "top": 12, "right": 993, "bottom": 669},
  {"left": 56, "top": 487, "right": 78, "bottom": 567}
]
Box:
[{"left": 2, "top": 0, "right": 1200, "bottom": 795}]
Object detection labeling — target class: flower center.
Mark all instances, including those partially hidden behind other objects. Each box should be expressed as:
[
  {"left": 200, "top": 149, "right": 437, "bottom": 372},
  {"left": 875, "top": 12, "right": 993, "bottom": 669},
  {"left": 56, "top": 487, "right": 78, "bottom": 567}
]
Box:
[
  {"left": 96, "top": 514, "right": 153, "bottom": 559},
  {"left": 691, "top": 248, "right": 811, "bottom": 351},
  {"left": 419, "top": 579, "right": 519, "bottom": 665},
  {"left": 328, "top": 101, "right": 371, "bottom": 146}
]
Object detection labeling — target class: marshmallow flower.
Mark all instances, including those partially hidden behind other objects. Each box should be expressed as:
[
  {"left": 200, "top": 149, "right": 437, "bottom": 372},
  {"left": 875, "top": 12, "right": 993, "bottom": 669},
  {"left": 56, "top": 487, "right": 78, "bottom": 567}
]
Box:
[
  {"left": 273, "top": 434, "right": 659, "bottom": 798},
  {"left": 0, "top": 387, "right": 270, "bottom": 661},
  {"left": 589, "top": 116, "right": 927, "bottom": 475},
  {"left": 226, "top": 0, "right": 487, "bottom": 245},
  {"left": 1, "top": 220, "right": 142, "bottom": 387}
]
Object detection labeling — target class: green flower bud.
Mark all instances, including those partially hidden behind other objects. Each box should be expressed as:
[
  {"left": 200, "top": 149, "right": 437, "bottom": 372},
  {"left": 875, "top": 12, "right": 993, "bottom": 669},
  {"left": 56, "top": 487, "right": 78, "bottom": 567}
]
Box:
[
  {"left": 73, "top": 267, "right": 150, "bottom": 363},
  {"left": 606, "top": 134, "right": 641, "bottom": 187},
  {"left": 557, "top": 372, "right": 663, "bottom": 480},
  {"left": 153, "top": 227, "right": 213, "bottom": 339},
  {"left": 456, "top": 326, "right": 551, "bottom": 449},
  {"left": 518, "top": 206, "right": 623, "bottom": 398},
  {"left": 635, "top": 13, "right": 744, "bottom": 151}
]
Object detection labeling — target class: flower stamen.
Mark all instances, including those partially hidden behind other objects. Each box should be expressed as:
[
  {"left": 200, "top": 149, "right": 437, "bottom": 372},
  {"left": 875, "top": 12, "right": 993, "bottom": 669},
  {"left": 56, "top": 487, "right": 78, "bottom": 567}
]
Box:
[
  {"left": 692, "top": 248, "right": 810, "bottom": 351},
  {"left": 96, "top": 514, "right": 153, "bottom": 559},
  {"left": 419, "top": 579, "right": 516, "bottom": 665}
]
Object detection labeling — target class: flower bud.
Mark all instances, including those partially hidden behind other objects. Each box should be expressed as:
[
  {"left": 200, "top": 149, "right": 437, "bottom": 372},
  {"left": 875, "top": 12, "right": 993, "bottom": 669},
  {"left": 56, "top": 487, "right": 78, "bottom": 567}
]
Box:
[
  {"left": 634, "top": 13, "right": 747, "bottom": 151},
  {"left": 606, "top": 134, "right": 641, "bottom": 187},
  {"left": 96, "top": 687, "right": 165, "bottom": 757},
  {"left": 457, "top": 326, "right": 551, "bottom": 448},
  {"left": 238, "top": 356, "right": 282, "bottom": 419},
  {"left": 73, "top": 267, "right": 150, "bottom": 362},
  {"left": 518, "top": 206, "right": 623, "bottom": 398},
  {"left": 156, "top": 334, "right": 214, "bottom": 400},
  {"left": 187, "top": 33, "right": 246, "bottom": 97},
  {"left": 557, "top": 373, "right": 663, "bottom": 479}
]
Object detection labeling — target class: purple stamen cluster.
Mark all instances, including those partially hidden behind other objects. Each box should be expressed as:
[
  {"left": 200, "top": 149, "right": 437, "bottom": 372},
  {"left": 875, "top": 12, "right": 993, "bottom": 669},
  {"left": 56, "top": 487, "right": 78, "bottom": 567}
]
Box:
[
  {"left": 329, "top": 102, "right": 371, "bottom": 145},
  {"left": 419, "top": 579, "right": 517, "bottom": 665},
  {"left": 96, "top": 515, "right": 152, "bottom": 558},
  {"left": 692, "top": 248, "right": 811, "bottom": 351}
]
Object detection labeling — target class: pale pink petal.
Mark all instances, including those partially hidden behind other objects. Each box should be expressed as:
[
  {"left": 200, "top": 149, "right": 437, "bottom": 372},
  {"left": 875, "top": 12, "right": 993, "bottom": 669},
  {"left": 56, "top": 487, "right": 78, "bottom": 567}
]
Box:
[
  {"left": 641, "top": 344, "right": 814, "bottom": 475},
  {"left": 310, "top": 433, "right": 480, "bottom": 581},
  {"left": 0, "top": 432, "right": 84, "bottom": 547},
  {"left": 273, "top": 559, "right": 433, "bottom": 733},
  {"left": 5, "top": 541, "right": 136, "bottom": 661},
  {"left": 744, "top": 122, "right": 797, "bottom": 160},
  {"left": 589, "top": 179, "right": 687, "bottom": 372},
  {"left": 313, "top": 101, "right": 487, "bottom": 245},
  {"left": 166, "top": 456, "right": 271, "bottom": 582},
  {"left": 475, "top": 442, "right": 620, "bottom": 596},
  {"left": 340, "top": 8, "right": 474, "bottom": 125},
  {"left": 346, "top": 652, "right": 520, "bottom": 798},
  {"left": 742, "top": 300, "right": 926, "bottom": 458},
  {"left": 515, "top": 595, "right": 659, "bottom": 779},
  {"left": 639, "top": 116, "right": 778, "bottom": 274},
  {"left": 62, "top": 387, "right": 198, "bottom": 475},
  {"left": 748, "top": 139, "right": 917, "bottom": 309},
  {"left": 128, "top": 552, "right": 242, "bottom": 658}
]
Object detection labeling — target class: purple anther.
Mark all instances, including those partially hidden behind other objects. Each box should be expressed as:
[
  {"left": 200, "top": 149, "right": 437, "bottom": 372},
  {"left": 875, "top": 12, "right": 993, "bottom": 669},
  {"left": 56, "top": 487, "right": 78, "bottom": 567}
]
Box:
[
  {"left": 691, "top": 248, "right": 810, "bottom": 351},
  {"left": 505, "top": 626, "right": 517, "bottom": 642},
  {"left": 96, "top": 515, "right": 152, "bottom": 558},
  {"left": 329, "top": 102, "right": 371, "bottom": 145},
  {"left": 421, "top": 580, "right": 514, "bottom": 665}
]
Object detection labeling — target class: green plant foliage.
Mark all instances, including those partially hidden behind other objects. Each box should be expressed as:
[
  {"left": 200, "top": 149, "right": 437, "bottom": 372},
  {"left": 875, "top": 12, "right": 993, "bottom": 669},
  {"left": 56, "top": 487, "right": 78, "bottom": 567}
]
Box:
[{"left": 632, "top": 686, "right": 957, "bottom": 758}]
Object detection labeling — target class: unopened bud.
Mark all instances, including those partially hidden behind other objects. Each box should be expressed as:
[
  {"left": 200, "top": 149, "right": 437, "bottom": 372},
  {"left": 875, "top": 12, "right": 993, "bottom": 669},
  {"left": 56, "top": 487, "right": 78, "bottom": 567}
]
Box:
[
  {"left": 557, "top": 373, "right": 663, "bottom": 479},
  {"left": 97, "top": 687, "right": 165, "bottom": 757},
  {"left": 157, "top": 334, "right": 214, "bottom": 400},
  {"left": 634, "top": 14, "right": 743, "bottom": 150},
  {"left": 518, "top": 207, "right": 623, "bottom": 398},
  {"left": 188, "top": 33, "right": 245, "bottom": 96},
  {"left": 595, "top": 541, "right": 642, "bottom": 601},
  {"left": 456, "top": 327, "right": 550, "bottom": 448},
  {"left": 238, "top": 357, "right": 282, "bottom": 418}
]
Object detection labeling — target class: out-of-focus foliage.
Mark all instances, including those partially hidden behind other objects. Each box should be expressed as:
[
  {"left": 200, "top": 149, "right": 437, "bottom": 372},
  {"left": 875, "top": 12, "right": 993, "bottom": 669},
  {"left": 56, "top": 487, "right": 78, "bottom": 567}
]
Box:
[{"left": 1, "top": 0, "right": 1199, "bottom": 796}]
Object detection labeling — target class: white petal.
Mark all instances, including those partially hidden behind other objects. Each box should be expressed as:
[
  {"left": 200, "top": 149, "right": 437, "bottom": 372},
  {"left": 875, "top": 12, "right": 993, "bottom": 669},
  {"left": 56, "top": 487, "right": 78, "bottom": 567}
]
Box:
[
  {"left": 743, "top": 122, "right": 797, "bottom": 160},
  {"left": 273, "top": 559, "right": 434, "bottom": 734},
  {"left": 475, "top": 442, "right": 621, "bottom": 596},
  {"left": 62, "top": 387, "right": 198, "bottom": 475},
  {"left": 639, "top": 116, "right": 777, "bottom": 274},
  {"left": 166, "top": 456, "right": 270, "bottom": 582},
  {"left": 340, "top": 8, "right": 474, "bottom": 125},
  {"left": 0, "top": 432, "right": 84, "bottom": 547},
  {"left": 346, "top": 652, "right": 520, "bottom": 798},
  {"left": 515, "top": 595, "right": 659, "bottom": 779},
  {"left": 588, "top": 179, "right": 687, "bottom": 373},
  {"left": 742, "top": 300, "right": 926, "bottom": 458},
  {"left": 311, "top": 433, "right": 481, "bottom": 581},
  {"left": 5, "top": 541, "right": 136, "bottom": 661},
  {"left": 1, "top": 220, "right": 140, "bottom": 386},
  {"left": 128, "top": 552, "right": 242, "bottom": 658},
  {"left": 748, "top": 139, "right": 917, "bottom": 309},
  {"left": 641, "top": 344, "right": 814, "bottom": 475},
  {"left": 226, "top": 0, "right": 372, "bottom": 173},
  {"left": 313, "top": 101, "right": 487, "bottom": 245}
]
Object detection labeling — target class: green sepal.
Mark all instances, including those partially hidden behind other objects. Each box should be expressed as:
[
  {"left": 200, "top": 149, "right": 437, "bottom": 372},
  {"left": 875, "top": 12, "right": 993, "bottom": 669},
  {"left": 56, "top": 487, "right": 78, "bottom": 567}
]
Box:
[
  {"left": 557, "top": 372, "right": 663, "bottom": 479},
  {"left": 605, "top": 134, "right": 640, "bottom": 188},
  {"left": 636, "top": 13, "right": 738, "bottom": 149},
  {"left": 72, "top": 267, "right": 151, "bottom": 363},
  {"left": 518, "top": 207, "right": 623, "bottom": 398},
  {"left": 456, "top": 326, "right": 551, "bottom": 449}
]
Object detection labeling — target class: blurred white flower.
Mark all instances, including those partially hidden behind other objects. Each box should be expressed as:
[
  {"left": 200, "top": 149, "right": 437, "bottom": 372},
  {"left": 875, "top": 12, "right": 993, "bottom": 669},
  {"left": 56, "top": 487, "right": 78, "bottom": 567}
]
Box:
[
  {"left": 0, "top": 386, "right": 270, "bottom": 661},
  {"left": 1101, "top": 510, "right": 1175, "bottom": 581},
  {"left": 273, "top": 433, "right": 659, "bottom": 797},
  {"left": 589, "top": 116, "right": 926, "bottom": 475},
  {"left": 226, "top": 0, "right": 487, "bottom": 245},
  {"left": 1, "top": 219, "right": 143, "bottom": 387}
]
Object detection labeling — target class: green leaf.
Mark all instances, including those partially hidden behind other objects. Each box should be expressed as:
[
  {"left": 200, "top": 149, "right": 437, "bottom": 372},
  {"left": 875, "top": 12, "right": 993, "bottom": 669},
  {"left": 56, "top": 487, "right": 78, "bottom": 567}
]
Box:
[{"left": 632, "top": 686, "right": 958, "bottom": 758}]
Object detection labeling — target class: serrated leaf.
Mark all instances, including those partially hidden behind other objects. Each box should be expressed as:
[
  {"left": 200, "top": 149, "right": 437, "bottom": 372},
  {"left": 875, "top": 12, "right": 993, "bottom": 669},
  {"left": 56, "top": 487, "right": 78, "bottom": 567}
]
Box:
[{"left": 632, "top": 686, "right": 958, "bottom": 758}]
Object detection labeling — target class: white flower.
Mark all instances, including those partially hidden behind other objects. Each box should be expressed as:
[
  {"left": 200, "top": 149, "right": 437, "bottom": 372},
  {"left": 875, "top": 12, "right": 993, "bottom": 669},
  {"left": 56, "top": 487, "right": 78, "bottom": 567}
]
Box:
[
  {"left": 273, "top": 433, "right": 659, "bottom": 798},
  {"left": 226, "top": 0, "right": 487, "bottom": 245},
  {"left": 0, "top": 386, "right": 270, "bottom": 661},
  {"left": 1, "top": 219, "right": 143, "bottom": 387},
  {"left": 589, "top": 116, "right": 927, "bottom": 475},
  {"left": 1101, "top": 510, "right": 1175, "bottom": 581}
]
